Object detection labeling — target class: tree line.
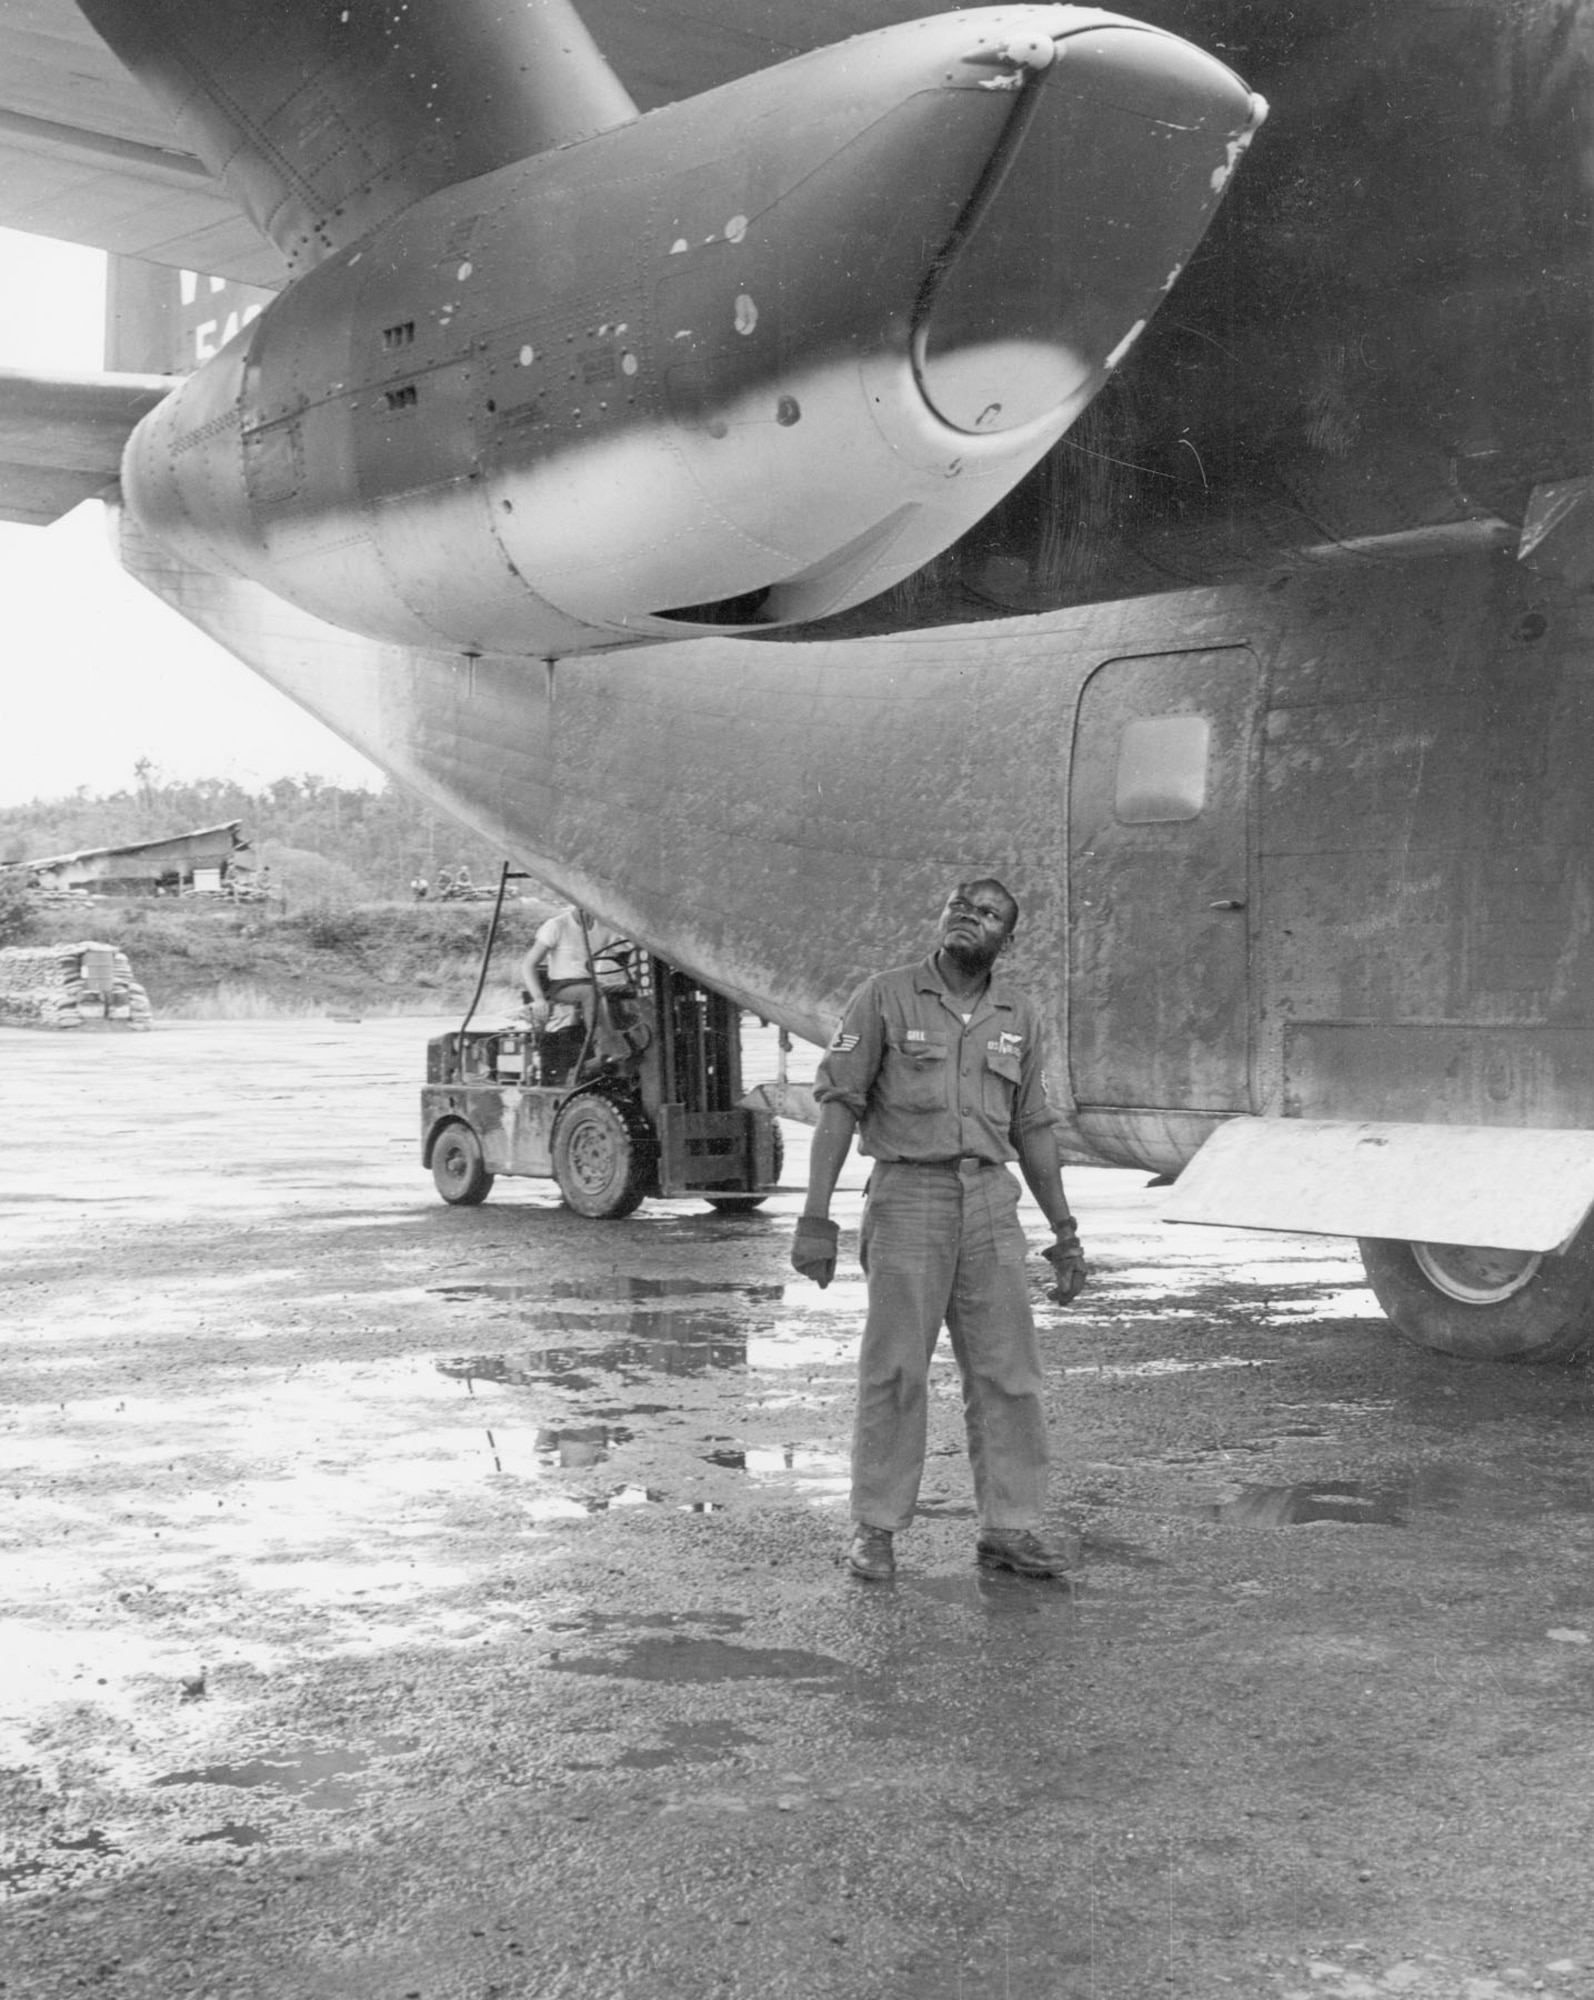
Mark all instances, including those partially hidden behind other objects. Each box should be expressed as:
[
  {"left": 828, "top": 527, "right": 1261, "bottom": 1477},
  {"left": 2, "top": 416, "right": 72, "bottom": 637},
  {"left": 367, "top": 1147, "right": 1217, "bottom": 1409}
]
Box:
[{"left": 0, "top": 767, "right": 519, "bottom": 902}]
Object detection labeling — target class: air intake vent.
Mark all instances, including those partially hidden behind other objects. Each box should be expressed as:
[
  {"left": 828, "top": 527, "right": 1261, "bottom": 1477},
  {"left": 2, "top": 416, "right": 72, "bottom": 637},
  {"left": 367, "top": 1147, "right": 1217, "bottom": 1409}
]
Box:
[{"left": 653, "top": 587, "right": 772, "bottom": 627}]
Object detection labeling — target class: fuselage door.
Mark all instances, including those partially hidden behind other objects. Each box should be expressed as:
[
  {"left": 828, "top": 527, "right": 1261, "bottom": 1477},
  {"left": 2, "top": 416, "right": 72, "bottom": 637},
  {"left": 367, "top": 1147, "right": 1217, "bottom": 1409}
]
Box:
[{"left": 1069, "top": 647, "right": 1261, "bottom": 1113}]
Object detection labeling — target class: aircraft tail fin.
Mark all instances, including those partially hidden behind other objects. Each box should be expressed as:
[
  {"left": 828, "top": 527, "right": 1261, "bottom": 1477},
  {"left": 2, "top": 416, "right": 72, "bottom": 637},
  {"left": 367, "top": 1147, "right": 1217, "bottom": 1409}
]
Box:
[
  {"left": 78, "top": 0, "right": 638, "bottom": 278},
  {"left": 105, "top": 257, "right": 276, "bottom": 379}
]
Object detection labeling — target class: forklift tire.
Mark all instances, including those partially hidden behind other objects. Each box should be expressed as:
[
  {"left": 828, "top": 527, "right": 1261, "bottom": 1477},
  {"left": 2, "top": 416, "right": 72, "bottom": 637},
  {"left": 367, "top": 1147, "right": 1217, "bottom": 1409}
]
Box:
[
  {"left": 552, "top": 1092, "right": 651, "bottom": 1219},
  {"left": 431, "top": 1121, "right": 494, "bottom": 1206}
]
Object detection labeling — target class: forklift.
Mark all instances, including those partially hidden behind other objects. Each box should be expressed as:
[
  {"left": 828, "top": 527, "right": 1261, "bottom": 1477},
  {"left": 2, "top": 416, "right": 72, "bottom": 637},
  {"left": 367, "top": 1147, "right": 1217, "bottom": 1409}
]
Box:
[{"left": 421, "top": 870, "right": 782, "bottom": 1217}]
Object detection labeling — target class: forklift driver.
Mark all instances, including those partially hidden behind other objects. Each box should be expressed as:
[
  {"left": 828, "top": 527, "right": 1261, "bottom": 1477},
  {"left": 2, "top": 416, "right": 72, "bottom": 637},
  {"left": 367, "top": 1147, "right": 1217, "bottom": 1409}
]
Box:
[{"left": 520, "top": 905, "right": 628, "bottom": 1038}]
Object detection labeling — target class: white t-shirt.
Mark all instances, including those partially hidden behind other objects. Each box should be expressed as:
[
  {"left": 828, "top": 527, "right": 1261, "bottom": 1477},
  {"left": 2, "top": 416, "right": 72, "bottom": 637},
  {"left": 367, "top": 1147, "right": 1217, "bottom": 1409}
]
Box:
[{"left": 528, "top": 910, "right": 626, "bottom": 986}]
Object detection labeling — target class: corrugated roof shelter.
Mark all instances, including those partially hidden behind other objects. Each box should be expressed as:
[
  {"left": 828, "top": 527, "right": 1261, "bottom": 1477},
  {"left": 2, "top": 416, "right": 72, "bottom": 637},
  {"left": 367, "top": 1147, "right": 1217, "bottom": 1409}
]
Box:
[{"left": 13, "top": 820, "right": 250, "bottom": 895}]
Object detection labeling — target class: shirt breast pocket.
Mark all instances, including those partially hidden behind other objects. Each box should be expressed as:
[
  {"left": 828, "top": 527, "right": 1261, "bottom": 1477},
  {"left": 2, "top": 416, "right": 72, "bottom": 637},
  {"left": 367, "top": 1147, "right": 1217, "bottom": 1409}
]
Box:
[
  {"left": 982, "top": 1049, "right": 1022, "bottom": 1119},
  {"left": 885, "top": 1039, "right": 949, "bottom": 1112}
]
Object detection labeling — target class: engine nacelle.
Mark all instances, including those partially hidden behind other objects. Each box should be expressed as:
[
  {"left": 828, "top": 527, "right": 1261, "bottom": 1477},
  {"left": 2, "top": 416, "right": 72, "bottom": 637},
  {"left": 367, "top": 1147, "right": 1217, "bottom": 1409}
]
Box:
[{"left": 123, "top": 7, "right": 1263, "bottom": 655}]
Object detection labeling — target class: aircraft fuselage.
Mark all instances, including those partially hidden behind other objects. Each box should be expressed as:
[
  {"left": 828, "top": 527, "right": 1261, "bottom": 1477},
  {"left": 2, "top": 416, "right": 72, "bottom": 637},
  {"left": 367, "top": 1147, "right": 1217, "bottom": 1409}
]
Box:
[{"left": 119, "top": 515, "right": 1594, "bottom": 1171}]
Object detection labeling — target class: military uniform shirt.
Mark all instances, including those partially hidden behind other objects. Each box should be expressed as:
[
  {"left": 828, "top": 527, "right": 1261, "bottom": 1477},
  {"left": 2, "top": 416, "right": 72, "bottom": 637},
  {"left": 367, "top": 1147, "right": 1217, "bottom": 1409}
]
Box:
[{"left": 813, "top": 954, "right": 1053, "bottom": 1163}]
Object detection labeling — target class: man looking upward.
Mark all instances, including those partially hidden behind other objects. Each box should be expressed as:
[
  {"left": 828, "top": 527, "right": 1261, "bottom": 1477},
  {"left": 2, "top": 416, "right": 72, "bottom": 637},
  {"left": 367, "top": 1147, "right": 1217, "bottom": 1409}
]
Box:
[{"left": 792, "top": 878, "right": 1088, "bottom": 1581}]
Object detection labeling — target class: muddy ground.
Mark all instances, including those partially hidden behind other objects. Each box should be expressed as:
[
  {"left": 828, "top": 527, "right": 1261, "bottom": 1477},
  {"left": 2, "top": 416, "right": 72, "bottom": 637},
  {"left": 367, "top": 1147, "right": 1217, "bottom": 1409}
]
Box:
[{"left": 3, "top": 1018, "right": 1593, "bottom": 2000}]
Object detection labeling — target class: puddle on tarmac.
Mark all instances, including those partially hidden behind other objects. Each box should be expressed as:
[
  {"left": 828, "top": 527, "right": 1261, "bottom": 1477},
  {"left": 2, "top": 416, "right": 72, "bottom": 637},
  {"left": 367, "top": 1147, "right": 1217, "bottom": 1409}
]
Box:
[
  {"left": 2, "top": 1829, "right": 123, "bottom": 1892},
  {"left": 699, "top": 1441, "right": 849, "bottom": 1493},
  {"left": 50, "top": 1829, "right": 118, "bottom": 1855},
  {"left": 614, "top": 1720, "right": 763, "bottom": 1769},
  {"left": 438, "top": 1330, "right": 747, "bottom": 1388},
  {"left": 548, "top": 1637, "right": 849, "bottom": 1683},
  {"left": 535, "top": 1423, "right": 632, "bottom": 1469},
  {"left": 548, "top": 1609, "right": 749, "bottom": 1634},
  {"left": 524, "top": 1483, "right": 663, "bottom": 1518},
  {"left": 1191, "top": 1461, "right": 1594, "bottom": 1529},
  {"left": 1190, "top": 1481, "right": 1409, "bottom": 1528},
  {"left": 184, "top": 1822, "right": 268, "bottom": 1848},
  {"left": 434, "top": 1276, "right": 784, "bottom": 1306},
  {"left": 906, "top": 1571, "right": 1079, "bottom": 1619},
  {"left": 1061, "top": 1355, "right": 1278, "bottom": 1380},
  {"left": 153, "top": 1737, "right": 413, "bottom": 1809},
  {"left": 429, "top": 1273, "right": 833, "bottom": 1391}
]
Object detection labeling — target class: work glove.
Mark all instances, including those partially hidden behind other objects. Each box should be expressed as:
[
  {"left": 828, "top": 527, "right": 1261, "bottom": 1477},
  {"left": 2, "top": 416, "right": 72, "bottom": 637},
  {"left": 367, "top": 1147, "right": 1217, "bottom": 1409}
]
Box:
[
  {"left": 791, "top": 1215, "right": 840, "bottom": 1288},
  {"left": 1042, "top": 1218, "right": 1088, "bottom": 1304}
]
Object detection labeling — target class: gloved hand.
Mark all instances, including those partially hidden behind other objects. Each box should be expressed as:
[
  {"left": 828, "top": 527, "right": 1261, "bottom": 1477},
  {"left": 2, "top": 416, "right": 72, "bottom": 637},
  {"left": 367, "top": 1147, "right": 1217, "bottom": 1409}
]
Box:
[
  {"left": 1042, "top": 1218, "right": 1088, "bottom": 1304},
  {"left": 791, "top": 1215, "right": 840, "bottom": 1288}
]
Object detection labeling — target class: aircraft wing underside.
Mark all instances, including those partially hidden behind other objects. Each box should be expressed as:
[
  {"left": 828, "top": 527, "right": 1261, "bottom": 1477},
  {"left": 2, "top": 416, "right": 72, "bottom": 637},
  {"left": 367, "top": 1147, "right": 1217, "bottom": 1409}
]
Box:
[
  {"left": 0, "top": 0, "right": 920, "bottom": 282},
  {"left": 0, "top": 0, "right": 278, "bottom": 282}
]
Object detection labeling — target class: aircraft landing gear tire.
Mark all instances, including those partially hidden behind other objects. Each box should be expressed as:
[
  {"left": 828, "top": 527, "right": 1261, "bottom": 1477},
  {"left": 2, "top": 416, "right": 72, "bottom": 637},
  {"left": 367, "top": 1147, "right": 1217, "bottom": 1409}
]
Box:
[
  {"left": 1357, "top": 1232, "right": 1594, "bottom": 1362},
  {"left": 432, "top": 1121, "right": 494, "bottom": 1206},
  {"left": 552, "top": 1091, "right": 652, "bottom": 1219}
]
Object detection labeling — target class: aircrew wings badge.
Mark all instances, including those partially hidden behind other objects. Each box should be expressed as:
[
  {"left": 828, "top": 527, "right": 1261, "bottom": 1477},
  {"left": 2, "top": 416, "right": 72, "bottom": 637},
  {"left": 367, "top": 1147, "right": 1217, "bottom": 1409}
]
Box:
[{"left": 828, "top": 1027, "right": 860, "bottom": 1053}]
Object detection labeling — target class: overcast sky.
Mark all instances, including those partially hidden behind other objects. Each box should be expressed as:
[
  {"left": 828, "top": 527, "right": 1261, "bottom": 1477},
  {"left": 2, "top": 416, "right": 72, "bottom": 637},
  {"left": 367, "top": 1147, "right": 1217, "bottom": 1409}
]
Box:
[{"left": 0, "top": 227, "right": 381, "bottom": 810}]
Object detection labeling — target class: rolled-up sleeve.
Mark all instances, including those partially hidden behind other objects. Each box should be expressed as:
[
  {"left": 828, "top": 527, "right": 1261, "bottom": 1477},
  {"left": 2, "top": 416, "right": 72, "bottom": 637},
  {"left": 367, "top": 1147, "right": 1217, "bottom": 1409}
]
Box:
[
  {"left": 1011, "top": 1001, "right": 1056, "bottom": 1137},
  {"left": 813, "top": 976, "right": 885, "bottom": 1118}
]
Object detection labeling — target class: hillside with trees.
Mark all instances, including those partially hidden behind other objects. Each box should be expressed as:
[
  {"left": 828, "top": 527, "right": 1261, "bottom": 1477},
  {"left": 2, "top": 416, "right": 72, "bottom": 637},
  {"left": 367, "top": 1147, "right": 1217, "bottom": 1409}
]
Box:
[
  {"left": 0, "top": 771, "right": 561, "bottom": 1014},
  {"left": 0, "top": 765, "right": 519, "bottom": 904}
]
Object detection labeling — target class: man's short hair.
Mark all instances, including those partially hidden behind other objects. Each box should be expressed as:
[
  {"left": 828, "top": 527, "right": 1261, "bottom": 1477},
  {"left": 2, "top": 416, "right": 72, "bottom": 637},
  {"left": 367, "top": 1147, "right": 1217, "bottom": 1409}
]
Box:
[{"left": 956, "top": 875, "right": 1020, "bottom": 936}]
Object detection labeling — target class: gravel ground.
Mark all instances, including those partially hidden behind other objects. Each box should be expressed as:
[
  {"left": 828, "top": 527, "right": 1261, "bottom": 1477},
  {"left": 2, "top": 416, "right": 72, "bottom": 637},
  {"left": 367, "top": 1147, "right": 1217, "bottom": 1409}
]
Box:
[{"left": 3, "top": 1018, "right": 1593, "bottom": 2000}]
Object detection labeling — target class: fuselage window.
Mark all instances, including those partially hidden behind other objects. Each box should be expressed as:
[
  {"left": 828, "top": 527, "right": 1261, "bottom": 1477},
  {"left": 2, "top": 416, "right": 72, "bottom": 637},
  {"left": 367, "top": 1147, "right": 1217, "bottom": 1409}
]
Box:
[{"left": 1114, "top": 714, "right": 1210, "bottom": 823}]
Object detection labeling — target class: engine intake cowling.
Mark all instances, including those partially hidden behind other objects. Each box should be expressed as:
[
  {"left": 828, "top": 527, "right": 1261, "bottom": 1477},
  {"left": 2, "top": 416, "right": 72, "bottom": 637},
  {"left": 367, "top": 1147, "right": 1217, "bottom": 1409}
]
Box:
[{"left": 123, "top": 7, "right": 1263, "bottom": 656}]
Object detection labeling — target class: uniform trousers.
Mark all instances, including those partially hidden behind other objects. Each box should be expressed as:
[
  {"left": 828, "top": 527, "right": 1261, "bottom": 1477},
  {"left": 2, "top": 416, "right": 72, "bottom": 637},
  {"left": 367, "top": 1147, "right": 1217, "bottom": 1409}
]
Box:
[{"left": 853, "top": 1157, "right": 1048, "bottom": 1533}]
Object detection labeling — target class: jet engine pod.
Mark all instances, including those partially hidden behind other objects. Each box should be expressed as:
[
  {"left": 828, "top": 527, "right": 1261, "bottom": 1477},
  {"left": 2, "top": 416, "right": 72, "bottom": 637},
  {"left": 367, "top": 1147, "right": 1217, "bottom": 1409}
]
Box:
[
  {"left": 120, "top": 8, "right": 1263, "bottom": 659},
  {"left": 914, "top": 21, "right": 1266, "bottom": 437}
]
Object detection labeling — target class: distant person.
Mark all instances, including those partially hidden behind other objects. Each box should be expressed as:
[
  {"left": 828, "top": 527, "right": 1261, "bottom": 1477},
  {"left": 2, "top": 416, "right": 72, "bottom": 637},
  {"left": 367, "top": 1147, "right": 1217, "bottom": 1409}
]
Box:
[
  {"left": 411, "top": 876, "right": 429, "bottom": 902},
  {"left": 792, "top": 876, "right": 1088, "bottom": 1584},
  {"left": 520, "top": 905, "right": 628, "bottom": 1037}
]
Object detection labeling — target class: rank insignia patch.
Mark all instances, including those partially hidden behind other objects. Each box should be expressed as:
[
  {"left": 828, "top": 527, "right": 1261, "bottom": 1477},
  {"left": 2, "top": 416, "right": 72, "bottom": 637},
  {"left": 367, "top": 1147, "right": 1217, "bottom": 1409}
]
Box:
[{"left": 828, "top": 1029, "right": 860, "bottom": 1054}]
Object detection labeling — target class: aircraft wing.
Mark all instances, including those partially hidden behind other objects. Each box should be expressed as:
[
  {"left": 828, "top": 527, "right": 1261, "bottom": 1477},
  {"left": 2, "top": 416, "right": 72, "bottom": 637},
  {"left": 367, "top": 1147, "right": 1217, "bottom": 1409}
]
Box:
[
  {"left": 0, "top": 364, "right": 168, "bottom": 525},
  {"left": 0, "top": 0, "right": 923, "bottom": 280},
  {"left": 0, "top": 0, "right": 280, "bottom": 282}
]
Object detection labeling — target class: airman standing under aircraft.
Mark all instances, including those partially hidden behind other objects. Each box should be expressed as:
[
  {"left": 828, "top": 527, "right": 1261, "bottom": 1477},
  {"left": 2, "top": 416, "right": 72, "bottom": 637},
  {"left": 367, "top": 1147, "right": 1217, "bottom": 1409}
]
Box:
[{"left": 792, "top": 878, "right": 1088, "bottom": 1581}]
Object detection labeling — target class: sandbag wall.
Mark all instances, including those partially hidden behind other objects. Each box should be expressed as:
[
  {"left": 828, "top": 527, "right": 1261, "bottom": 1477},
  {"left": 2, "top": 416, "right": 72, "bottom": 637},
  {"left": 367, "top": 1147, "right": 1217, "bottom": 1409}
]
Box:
[{"left": 0, "top": 941, "right": 153, "bottom": 1029}]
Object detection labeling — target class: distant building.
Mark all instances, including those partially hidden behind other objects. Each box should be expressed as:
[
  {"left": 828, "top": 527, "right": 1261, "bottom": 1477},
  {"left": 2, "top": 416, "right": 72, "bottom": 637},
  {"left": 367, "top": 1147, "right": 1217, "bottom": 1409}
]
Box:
[{"left": 10, "top": 821, "right": 255, "bottom": 897}]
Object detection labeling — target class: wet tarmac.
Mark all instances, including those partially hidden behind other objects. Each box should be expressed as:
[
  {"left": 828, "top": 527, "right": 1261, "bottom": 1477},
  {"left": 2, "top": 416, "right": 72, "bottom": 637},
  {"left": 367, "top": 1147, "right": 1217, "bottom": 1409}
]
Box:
[{"left": 4, "top": 1018, "right": 1594, "bottom": 1999}]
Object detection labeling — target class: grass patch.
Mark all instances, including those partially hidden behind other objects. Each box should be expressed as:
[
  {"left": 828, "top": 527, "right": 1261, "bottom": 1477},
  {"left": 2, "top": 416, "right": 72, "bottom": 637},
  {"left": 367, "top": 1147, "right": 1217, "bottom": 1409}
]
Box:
[{"left": 32, "top": 896, "right": 556, "bottom": 1017}]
